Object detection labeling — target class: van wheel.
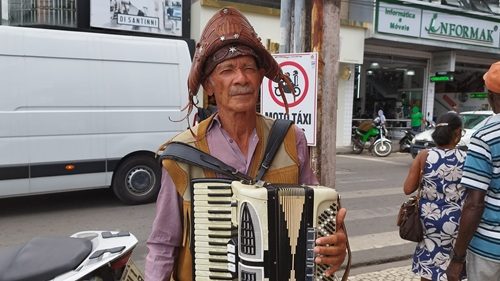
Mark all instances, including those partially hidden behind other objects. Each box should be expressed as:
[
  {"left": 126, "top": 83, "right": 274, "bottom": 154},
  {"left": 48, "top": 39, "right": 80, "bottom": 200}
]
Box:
[{"left": 112, "top": 155, "right": 161, "bottom": 205}]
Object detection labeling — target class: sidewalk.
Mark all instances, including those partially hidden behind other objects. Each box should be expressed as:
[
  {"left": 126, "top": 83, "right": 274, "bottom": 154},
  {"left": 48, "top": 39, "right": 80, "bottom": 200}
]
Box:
[{"left": 347, "top": 265, "right": 419, "bottom": 281}]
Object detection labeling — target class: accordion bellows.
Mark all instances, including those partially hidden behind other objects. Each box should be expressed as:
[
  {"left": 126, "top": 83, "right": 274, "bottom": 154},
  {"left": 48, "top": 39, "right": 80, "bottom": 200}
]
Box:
[{"left": 191, "top": 179, "right": 339, "bottom": 281}]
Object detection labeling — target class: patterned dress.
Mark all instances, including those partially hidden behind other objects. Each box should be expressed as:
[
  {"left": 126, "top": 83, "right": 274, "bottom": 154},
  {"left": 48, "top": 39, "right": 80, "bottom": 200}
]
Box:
[{"left": 411, "top": 147, "right": 467, "bottom": 280}]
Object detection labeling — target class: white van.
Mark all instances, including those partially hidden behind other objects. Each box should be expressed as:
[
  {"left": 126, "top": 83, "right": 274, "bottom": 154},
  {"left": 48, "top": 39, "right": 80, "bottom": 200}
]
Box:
[{"left": 0, "top": 26, "right": 192, "bottom": 204}]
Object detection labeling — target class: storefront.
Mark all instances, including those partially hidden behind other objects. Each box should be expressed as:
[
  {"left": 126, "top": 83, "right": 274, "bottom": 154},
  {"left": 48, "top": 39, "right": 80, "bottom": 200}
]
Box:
[{"left": 343, "top": 0, "right": 500, "bottom": 146}]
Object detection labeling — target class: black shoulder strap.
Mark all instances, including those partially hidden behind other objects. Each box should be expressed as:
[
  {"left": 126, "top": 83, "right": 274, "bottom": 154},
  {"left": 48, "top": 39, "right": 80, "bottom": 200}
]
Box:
[
  {"left": 159, "top": 141, "right": 252, "bottom": 181},
  {"left": 255, "top": 119, "right": 294, "bottom": 182}
]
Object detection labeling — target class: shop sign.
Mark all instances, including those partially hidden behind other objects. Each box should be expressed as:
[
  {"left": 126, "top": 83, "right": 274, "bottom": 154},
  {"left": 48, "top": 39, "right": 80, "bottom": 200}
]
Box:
[
  {"left": 90, "top": 0, "right": 183, "bottom": 37},
  {"left": 469, "top": 92, "right": 488, "bottom": 99},
  {"left": 376, "top": 1, "right": 500, "bottom": 49},
  {"left": 260, "top": 53, "right": 318, "bottom": 146},
  {"left": 422, "top": 11, "right": 499, "bottom": 48},
  {"left": 376, "top": 2, "right": 421, "bottom": 37},
  {"left": 430, "top": 73, "right": 454, "bottom": 82}
]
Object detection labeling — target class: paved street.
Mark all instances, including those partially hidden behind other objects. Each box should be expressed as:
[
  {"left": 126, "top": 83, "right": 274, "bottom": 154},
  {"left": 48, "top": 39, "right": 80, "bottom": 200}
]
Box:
[
  {"left": 332, "top": 151, "right": 420, "bottom": 279},
  {"left": 334, "top": 152, "right": 415, "bottom": 265}
]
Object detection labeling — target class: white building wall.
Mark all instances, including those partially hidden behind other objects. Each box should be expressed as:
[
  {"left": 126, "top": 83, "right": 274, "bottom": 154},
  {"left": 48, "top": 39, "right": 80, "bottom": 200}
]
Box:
[
  {"left": 190, "top": 2, "right": 280, "bottom": 49},
  {"left": 336, "top": 64, "right": 355, "bottom": 147}
]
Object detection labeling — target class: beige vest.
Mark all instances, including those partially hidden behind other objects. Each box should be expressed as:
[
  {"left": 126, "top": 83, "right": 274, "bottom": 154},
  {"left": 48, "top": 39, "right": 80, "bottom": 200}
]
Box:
[{"left": 161, "top": 114, "right": 300, "bottom": 281}]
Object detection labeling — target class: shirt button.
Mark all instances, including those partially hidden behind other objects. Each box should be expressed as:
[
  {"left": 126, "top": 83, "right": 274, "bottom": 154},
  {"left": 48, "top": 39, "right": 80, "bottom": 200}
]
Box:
[{"left": 229, "top": 139, "right": 233, "bottom": 143}]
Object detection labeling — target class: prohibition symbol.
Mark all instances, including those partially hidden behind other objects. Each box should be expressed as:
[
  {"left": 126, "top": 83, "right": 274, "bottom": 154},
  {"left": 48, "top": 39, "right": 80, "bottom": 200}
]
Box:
[{"left": 268, "top": 61, "right": 309, "bottom": 108}]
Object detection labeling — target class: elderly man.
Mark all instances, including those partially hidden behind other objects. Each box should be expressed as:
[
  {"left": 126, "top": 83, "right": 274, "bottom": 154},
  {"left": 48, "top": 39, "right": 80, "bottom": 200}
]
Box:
[
  {"left": 446, "top": 61, "right": 500, "bottom": 281},
  {"left": 145, "top": 7, "right": 348, "bottom": 281}
]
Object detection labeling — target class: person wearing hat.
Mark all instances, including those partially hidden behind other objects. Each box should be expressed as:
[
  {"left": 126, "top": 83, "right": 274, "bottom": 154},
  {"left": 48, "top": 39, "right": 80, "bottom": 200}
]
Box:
[
  {"left": 446, "top": 61, "right": 500, "bottom": 281},
  {"left": 145, "top": 7, "right": 348, "bottom": 281}
]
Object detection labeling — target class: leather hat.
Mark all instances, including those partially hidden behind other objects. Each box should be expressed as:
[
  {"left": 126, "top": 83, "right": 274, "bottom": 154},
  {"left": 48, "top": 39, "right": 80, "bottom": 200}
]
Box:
[
  {"left": 484, "top": 61, "right": 500, "bottom": 94},
  {"left": 187, "top": 7, "right": 284, "bottom": 97}
]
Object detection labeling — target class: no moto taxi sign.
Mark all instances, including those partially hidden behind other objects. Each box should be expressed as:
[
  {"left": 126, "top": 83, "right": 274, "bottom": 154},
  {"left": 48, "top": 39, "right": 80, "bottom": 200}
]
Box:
[{"left": 260, "top": 52, "right": 318, "bottom": 146}]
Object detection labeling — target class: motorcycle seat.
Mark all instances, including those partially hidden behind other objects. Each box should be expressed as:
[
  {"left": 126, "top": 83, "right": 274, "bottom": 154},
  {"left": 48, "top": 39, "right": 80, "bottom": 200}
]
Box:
[{"left": 0, "top": 236, "right": 92, "bottom": 281}]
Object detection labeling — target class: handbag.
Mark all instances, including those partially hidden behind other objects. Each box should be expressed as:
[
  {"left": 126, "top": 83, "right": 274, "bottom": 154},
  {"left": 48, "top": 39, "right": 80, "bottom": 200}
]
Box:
[{"left": 397, "top": 149, "right": 428, "bottom": 242}]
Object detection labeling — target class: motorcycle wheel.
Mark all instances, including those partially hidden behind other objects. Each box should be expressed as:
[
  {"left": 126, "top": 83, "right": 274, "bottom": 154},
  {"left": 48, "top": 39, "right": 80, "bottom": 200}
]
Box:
[
  {"left": 352, "top": 138, "right": 364, "bottom": 154},
  {"left": 399, "top": 137, "right": 411, "bottom": 153},
  {"left": 373, "top": 140, "right": 392, "bottom": 157}
]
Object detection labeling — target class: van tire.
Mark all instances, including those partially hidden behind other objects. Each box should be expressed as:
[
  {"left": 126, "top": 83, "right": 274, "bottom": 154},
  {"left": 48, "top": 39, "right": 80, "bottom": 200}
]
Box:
[{"left": 112, "top": 155, "right": 161, "bottom": 204}]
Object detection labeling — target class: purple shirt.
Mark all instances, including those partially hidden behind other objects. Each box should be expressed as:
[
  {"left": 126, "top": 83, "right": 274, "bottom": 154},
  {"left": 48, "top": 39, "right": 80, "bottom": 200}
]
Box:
[{"left": 145, "top": 118, "right": 318, "bottom": 281}]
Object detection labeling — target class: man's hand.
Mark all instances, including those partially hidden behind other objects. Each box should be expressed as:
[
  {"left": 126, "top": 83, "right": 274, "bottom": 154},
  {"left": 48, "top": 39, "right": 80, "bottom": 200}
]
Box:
[
  {"left": 314, "top": 207, "right": 347, "bottom": 276},
  {"left": 446, "top": 260, "right": 464, "bottom": 281}
]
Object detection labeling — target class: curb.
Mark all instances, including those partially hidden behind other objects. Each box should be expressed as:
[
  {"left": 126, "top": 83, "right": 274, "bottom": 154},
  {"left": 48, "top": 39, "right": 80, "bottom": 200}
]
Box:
[{"left": 347, "top": 254, "right": 412, "bottom": 270}]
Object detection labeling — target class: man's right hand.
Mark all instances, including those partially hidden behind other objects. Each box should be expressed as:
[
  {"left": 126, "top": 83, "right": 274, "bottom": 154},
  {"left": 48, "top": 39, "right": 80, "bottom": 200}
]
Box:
[{"left": 446, "top": 260, "right": 464, "bottom": 281}]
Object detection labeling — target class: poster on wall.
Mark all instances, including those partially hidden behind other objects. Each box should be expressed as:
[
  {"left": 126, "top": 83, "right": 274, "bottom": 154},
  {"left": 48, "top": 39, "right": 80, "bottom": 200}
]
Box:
[{"left": 91, "top": 0, "right": 182, "bottom": 36}]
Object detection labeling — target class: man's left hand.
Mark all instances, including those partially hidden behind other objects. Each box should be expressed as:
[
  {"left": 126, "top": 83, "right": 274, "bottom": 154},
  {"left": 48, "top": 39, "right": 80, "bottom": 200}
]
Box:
[{"left": 314, "top": 207, "right": 347, "bottom": 276}]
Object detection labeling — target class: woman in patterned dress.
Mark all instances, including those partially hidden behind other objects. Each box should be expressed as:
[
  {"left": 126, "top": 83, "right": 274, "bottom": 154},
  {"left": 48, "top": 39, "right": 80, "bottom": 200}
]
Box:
[{"left": 404, "top": 111, "right": 467, "bottom": 281}]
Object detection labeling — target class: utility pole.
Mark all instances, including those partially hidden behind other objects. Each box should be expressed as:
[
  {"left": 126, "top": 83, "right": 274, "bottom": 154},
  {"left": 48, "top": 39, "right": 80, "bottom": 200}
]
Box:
[
  {"left": 279, "top": 0, "right": 292, "bottom": 53},
  {"left": 310, "top": 0, "right": 341, "bottom": 187},
  {"left": 280, "top": 0, "right": 340, "bottom": 187}
]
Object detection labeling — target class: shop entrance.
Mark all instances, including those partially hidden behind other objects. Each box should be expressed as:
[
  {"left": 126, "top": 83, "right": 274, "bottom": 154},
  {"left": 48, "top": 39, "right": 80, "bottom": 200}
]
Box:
[{"left": 353, "top": 55, "right": 427, "bottom": 138}]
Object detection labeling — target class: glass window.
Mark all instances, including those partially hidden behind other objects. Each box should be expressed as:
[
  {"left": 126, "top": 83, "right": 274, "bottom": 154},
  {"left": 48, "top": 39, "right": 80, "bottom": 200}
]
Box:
[
  {"left": 356, "top": 57, "right": 426, "bottom": 120},
  {"left": 461, "top": 113, "right": 492, "bottom": 129},
  {"left": 8, "top": 0, "right": 76, "bottom": 27}
]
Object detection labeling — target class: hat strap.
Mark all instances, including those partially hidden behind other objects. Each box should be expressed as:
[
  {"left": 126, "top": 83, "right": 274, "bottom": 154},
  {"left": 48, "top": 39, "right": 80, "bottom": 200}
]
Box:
[{"left": 276, "top": 73, "right": 292, "bottom": 115}]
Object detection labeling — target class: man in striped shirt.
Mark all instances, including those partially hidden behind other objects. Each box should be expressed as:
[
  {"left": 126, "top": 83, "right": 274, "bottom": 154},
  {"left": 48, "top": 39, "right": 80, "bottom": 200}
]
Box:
[{"left": 447, "top": 61, "right": 500, "bottom": 281}]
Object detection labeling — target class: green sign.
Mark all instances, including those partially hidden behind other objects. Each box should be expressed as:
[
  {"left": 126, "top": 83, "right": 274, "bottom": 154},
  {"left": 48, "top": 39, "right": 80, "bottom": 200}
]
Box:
[
  {"left": 469, "top": 92, "right": 488, "bottom": 99},
  {"left": 430, "top": 74, "right": 454, "bottom": 82}
]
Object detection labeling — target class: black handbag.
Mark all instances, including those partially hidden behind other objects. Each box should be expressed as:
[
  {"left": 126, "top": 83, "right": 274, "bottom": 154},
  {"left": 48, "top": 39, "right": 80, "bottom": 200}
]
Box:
[{"left": 397, "top": 150, "right": 428, "bottom": 242}]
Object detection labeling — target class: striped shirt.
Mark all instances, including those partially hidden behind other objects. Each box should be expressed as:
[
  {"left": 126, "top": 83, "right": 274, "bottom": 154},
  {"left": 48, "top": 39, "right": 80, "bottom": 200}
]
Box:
[{"left": 460, "top": 114, "right": 500, "bottom": 262}]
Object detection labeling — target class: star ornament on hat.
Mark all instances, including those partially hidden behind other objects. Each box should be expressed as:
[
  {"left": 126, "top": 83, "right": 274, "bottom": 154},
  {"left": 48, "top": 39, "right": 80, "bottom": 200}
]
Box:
[
  {"left": 484, "top": 61, "right": 500, "bottom": 94},
  {"left": 187, "top": 7, "right": 293, "bottom": 113}
]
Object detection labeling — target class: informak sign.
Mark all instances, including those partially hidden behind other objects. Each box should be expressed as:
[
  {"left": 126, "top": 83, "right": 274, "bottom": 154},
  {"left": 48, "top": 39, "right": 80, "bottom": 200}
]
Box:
[{"left": 260, "top": 53, "right": 318, "bottom": 146}]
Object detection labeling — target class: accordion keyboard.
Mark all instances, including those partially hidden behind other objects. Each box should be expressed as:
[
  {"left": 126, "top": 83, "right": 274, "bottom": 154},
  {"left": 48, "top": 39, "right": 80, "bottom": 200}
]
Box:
[
  {"left": 192, "top": 181, "right": 235, "bottom": 281},
  {"left": 314, "top": 202, "right": 339, "bottom": 281}
]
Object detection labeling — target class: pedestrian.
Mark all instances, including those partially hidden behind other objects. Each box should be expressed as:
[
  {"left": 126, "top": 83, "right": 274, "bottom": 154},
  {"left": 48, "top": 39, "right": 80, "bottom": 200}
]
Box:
[
  {"left": 378, "top": 107, "right": 386, "bottom": 125},
  {"left": 411, "top": 105, "right": 424, "bottom": 132},
  {"left": 404, "top": 111, "right": 467, "bottom": 281},
  {"left": 145, "top": 7, "right": 348, "bottom": 281},
  {"left": 446, "top": 61, "right": 500, "bottom": 281}
]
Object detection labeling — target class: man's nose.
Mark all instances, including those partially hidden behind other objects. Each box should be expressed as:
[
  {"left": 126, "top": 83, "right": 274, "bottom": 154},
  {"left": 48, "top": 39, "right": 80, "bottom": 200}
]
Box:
[{"left": 233, "top": 68, "right": 250, "bottom": 83}]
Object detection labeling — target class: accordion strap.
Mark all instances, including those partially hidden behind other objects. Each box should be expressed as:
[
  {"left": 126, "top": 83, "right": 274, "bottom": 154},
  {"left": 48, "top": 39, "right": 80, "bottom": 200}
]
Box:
[
  {"left": 255, "top": 119, "right": 294, "bottom": 182},
  {"left": 338, "top": 195, "right": 352, "bottom": 281},
  {"left": 159, "top": 141, "right": 252, "bottom": 181}
]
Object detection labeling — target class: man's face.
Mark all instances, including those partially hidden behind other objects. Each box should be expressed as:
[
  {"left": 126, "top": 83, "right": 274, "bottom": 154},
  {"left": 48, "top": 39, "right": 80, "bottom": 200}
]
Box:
[{"left": 203, "top": 55, "right": 265, "bottom": 115}]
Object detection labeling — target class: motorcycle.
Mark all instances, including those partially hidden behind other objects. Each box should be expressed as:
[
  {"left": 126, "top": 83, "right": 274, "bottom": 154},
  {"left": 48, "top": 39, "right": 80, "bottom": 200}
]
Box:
[
  {"left": 352, "top": 117, "right": 392, "bottom": 157},
  {"left": 399, "top": 129, "right": 415, "bottom": 153},
  {"left": 0, "top": 230, "right": 143, "bottom": 281}
]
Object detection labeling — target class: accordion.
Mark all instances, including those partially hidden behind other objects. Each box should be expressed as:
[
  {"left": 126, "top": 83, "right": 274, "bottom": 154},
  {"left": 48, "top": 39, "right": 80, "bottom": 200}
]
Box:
[{"left": 191, "top": 179, "right": 340, "bottom": 281}]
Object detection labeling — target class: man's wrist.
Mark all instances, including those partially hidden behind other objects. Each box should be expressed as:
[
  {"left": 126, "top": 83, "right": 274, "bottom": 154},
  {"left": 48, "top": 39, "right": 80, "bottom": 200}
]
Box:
[{"left": 450, "top": 248, "right": 466, "bottom": 263}]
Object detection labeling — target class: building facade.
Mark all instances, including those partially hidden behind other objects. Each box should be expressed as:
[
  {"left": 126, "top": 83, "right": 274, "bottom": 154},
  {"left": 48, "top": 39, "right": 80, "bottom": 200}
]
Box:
[
  {"left": 2, "top": 0, "right": 499, "bottom": 148},
  {"left": 346, "top": 0, "right": 500, "bottom": 146}
]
